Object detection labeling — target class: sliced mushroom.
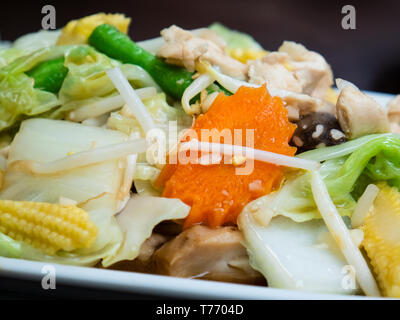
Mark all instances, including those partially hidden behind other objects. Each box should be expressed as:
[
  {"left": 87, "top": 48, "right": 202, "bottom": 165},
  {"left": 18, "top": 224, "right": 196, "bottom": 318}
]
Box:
[
  {"left": 336, "top": 81, "right": 390, "bottom": 139},
  {"left": 290, "top": 112, "right": 346, "bottom": 152},
  {"left": 153, "top": 225, "right": 265, "bottom": 284}
]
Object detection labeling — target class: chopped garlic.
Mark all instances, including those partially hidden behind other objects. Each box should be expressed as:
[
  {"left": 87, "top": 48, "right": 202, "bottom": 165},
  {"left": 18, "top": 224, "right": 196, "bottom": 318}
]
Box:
[{"left": 232, "top": 154, "right": 247, "bottom": 166}]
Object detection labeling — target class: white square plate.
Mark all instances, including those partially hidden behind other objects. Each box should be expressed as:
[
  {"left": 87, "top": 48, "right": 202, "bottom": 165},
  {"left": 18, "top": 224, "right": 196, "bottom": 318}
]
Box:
[{"left": 0, "top": 91, "right": 395, "bottom": 300}]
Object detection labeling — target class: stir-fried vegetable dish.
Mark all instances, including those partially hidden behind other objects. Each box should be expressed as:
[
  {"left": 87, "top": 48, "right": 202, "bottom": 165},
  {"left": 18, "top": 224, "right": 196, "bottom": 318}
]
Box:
[{"left": 1, "top": 13, "right": 400, "bottom": 298}]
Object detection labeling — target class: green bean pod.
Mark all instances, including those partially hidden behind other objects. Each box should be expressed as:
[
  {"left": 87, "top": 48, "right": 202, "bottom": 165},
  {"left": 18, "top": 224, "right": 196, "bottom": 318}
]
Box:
[
  {"left": 25, "top": 57, "right": 68, "bottom": 93},
  {"left": 88, "top": 24, "right": 194, "bottom": 100}
]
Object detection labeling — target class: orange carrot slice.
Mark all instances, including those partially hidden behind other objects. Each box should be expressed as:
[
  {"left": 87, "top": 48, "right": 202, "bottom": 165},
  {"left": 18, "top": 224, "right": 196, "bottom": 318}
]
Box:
[{"left": 157, "top": 85, "right": 296, "bottom": 228}]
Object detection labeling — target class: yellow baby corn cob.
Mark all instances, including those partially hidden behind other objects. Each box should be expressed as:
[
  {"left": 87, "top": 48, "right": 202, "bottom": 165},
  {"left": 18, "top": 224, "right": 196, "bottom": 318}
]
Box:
[
  {"left": 362, "top": 183, "right": 400, "bottom": 298},
  {"left": 0, "top": 200, "right": 98, "bottom": 255},
  {"left": 227, "top": 48, "right": 268, "bottom": 63},
  {"left": 57, "top": 13, "right": 131, "bottom": 45}
]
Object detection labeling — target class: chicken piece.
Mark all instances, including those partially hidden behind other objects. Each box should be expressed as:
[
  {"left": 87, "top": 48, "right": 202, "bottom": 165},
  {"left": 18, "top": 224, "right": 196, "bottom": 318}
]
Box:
[
  {"left": 336, "top": 84, "right": 390, "bottom": 139},
  {"left": 248, "top": 59, "right": 302, "bottom": 93},
  {"left": 248, "top": 41, "right": 333, "bottom": 100},
  {"left": 153, "top": 225, "right": 265, "bottom": 285},
  {"left": 274, "top": 89, "right": 334, "bottom": 121},
  {"left": 195, "top": 28, "right": 227, "bottom": 49},
  {"left": 158, "top": 25, "right": 248, "bottom": 80},
  {"left": 247, "top": 41, "right": 334, "bottom": 120},
  {"left": 387, "top": 95, "right": 400, "bottom": 133},
  {"left": 388, "top": 95, "right": 400, "bottom": 111},
  {"left": 279, "top": 41, "right": 333, "bottom": 99}
]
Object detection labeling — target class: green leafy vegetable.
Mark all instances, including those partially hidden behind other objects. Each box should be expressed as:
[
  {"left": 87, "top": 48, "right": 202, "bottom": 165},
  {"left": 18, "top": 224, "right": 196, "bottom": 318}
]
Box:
[
  {"left": 0, "top": 44, "right": 158, "bottom": 126},
  {"left": 107, "top": 92, "right": 192, "bottom": 195},
  {"left": 251, "top": 158, "right": 355, "bottom": 223},
  {"left": 0, "top": 48, "right": 64, "bottom": 133},
  {"left": 0, "top": 232, "right": 21, "bottom": 258},
  {"left": 209, "top": 23, "right": 263, "bottom": 50},
  {"left": 0, "top": 30, "right": 61, "bottom": 69},
  {"left": 327, "top": 137, "right": 400, "bottom": 196},
  {"left": 58, "top": 45, "right": 120, "bottom": 101},
  {"left": 50, "top": 46, "right": 159, "bottom": 119},
  {"left": 297, "top": 133, "right": 400, "bottom": 162},
  {"left": 13, "top": 30, "right": 61, "bottom": 55},
  {"left": 248, "top": 135, "right": 400, "bottom": 222},
  {"left": 107, "top": 92, "right": 191, "bottom": 135},
  {"left": 0, "top": 48, "right": 24, "bottom": 69},
  {"left": 0, "top": 119, "right": 128, "bottom": 265}
]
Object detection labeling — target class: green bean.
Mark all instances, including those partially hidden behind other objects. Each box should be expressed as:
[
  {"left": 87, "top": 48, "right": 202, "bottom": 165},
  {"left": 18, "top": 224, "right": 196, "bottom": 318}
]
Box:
[
  {"left": 25, "top": 57, "right": 68, "bottom": 93},
  {"left": 88, "top": 24, "right": 195, "bottom": 100}
]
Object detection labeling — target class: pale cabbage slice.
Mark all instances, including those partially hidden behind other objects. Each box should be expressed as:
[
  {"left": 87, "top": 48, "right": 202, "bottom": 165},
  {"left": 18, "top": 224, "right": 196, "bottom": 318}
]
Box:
[
  {"left": 0, "top": 118, "right": 129, "bottom": 265},
  {"left": 103, "top": 195, "right": 190, "bottom": 267},
  {"left": 13, "top": 30, "right": 62, "bottom": 54},
  {"left": 238, "top": 210, "right": 360, "bottom": 295}
]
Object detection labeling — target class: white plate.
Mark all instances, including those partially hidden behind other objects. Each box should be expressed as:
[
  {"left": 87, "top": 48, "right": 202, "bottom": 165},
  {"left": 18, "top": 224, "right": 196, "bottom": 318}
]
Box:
[
  {"left": 0, "top": 91, "right": 395, "bottom": 300},
  {"left": 0, "top": 256, "right": 379, "bottom": 300}
]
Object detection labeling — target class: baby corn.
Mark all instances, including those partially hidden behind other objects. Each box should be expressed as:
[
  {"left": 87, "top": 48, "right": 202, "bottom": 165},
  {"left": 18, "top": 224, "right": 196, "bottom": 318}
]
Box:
[
  {"left": 0, "top": 200, "right": 97, "bottom": 255},
  {"left": 227, "top": 48, "right": 268, "bottom": 63},
  {"left": 362, "top": 184, "right": 400, "bottom": 298}
]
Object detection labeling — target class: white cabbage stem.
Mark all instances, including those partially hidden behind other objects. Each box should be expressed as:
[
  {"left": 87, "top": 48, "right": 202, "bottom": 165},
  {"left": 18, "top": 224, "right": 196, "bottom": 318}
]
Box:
[
  {"left": 106, "top": 67, "right": 156, "bottom": 133},
  {"left": 69, "top": 87, "right": 157, "bottom": 122},
  {"left": 10, "top": 139, "right": 147, "bottom": 175},
  {"left": 179, "top": 140, "right": 320, "bottom": 171},
  {"left": 351, "top": 184, "right": 379, "bottom": 228},
  {"left": 204, "top": 63, "right": 259, "bottom": 93},
  {"left": 202, "top": 91, "right": 219, "bottom": 113},
  {"left": 81, "top": 114, "right": 109, "bottom": 127},
  {"left": 121, "top": 154, "right": 137, "bottom": 194},
  {"left": 120, "top": 132, "right": 141, "bottom": 196},
  {"left": 181, "top": 74, "right": 214, "bottom": 115},
  {"left": 310, "top": 171, "right": 381, "bottom": 297},
  {"left": 137, "top": 37, "right": 165, "bottom": 55}
]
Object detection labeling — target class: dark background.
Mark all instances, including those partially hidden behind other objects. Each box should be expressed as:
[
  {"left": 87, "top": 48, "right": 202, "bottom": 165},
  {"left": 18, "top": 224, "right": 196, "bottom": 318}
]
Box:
[
  {"left": 0, "top": 0, "right": 399, "bottom": 94},
  {"left": 0, "top": 0, "right": 399, "bottom": 299}
]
